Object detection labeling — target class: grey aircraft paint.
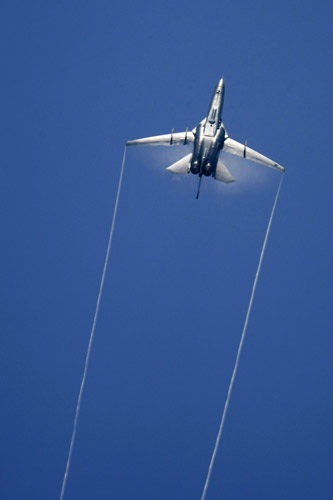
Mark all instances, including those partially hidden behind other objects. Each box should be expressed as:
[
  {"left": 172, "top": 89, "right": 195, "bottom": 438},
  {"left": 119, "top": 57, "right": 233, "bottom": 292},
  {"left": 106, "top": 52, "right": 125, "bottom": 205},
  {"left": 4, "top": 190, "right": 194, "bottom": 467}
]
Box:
[
  {"left": 190, "top": 78, "right": 226, "bottom": 179},
  {"left": 126, "top": 78, "right": 284, "bottom": 197}
]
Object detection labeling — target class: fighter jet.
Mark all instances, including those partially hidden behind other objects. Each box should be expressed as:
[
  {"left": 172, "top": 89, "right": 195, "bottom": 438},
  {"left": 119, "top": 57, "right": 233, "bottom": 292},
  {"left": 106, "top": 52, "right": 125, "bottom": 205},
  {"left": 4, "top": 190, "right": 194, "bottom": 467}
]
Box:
[{"left": 126, "top": 79, "right": 285, "bottom": 198}]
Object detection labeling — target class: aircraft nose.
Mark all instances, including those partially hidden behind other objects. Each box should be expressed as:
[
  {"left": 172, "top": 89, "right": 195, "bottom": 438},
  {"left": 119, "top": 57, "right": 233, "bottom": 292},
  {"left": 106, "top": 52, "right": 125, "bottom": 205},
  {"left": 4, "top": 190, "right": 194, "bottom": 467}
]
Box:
[{"left": 217, "top": 78, "right": 225, "bottom": 88}]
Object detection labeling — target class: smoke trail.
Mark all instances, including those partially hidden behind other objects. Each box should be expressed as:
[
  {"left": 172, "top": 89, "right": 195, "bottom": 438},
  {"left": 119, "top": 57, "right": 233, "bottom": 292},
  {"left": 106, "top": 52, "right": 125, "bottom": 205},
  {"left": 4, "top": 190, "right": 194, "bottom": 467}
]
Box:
[
  {"left": 200, "top": 174, "right": 284, "bottom": 500},
  {"left": 59, "top": 147, "right": 127, "bottom": 500}
]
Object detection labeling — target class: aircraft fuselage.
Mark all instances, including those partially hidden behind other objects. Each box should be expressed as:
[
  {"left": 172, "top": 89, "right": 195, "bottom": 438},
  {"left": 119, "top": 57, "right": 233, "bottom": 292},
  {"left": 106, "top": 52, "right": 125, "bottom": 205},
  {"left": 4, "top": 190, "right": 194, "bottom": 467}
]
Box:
[{"left": 190, "top": 78, "right": 226, "bottom": 178}]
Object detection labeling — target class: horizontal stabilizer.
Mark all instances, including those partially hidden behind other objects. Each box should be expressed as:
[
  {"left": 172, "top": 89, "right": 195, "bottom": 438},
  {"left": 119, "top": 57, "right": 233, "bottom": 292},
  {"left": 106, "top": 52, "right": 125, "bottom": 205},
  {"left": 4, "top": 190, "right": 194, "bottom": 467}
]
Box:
[
  {"left": 214, "top": 158, "right": 235, "bottom": 183},
  {"left": 166, "top": 153, "right": 192, "bottom": 174},
  {"left": 126, "top": 131, "right": 195, "bottom": 147}
]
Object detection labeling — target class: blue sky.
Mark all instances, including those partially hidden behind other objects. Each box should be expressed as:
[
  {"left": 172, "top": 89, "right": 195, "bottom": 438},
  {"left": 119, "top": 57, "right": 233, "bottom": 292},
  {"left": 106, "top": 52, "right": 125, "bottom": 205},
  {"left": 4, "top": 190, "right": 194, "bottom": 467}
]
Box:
[{"left": 1, "top": 1, "right": 332, "bottom": 499}]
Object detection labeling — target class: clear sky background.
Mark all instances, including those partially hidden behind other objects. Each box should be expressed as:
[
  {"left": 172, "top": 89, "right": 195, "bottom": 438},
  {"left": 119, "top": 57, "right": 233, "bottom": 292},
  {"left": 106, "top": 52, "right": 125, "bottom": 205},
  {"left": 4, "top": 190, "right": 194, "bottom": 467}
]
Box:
[{"left": 1, "top": 1, "right": 332, "bottom": 499}]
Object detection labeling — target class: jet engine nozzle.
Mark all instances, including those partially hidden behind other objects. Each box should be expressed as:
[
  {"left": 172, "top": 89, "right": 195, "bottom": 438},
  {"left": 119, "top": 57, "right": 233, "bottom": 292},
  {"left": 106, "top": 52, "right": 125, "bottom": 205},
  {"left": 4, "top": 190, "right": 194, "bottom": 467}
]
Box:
[
  {"left": 190, "top": 161, "right": 200, "bottom": 175},
  {"left": 202, "top": 163, "right": 212, "bottom": 176}
]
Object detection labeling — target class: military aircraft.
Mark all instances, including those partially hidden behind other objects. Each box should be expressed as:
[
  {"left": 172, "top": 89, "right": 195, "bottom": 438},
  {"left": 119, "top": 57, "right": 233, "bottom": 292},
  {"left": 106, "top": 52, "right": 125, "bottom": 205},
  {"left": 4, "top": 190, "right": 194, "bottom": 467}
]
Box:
[{"left": 126, "top": 78, "right": 285, "bottom": 198}]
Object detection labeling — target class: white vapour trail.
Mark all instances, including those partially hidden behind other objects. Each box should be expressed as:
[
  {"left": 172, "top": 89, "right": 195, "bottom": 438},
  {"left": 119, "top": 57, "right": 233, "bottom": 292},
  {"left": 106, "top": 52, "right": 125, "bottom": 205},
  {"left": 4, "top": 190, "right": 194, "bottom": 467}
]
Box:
[
  {"left": 59, "top": 147, "right": 127, "bottom": 500},
  {"left": 200, "top": 174, "right": 284, "bottom": 500}
]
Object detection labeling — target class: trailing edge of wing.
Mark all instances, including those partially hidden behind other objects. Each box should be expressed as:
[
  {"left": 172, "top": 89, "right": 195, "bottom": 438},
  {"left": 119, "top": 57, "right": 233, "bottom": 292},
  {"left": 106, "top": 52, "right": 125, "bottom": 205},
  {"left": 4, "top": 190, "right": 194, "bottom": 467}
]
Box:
[
  {"left": 126, "top": 131, "right": 195, "bottom": 147},
  {"left": 214, "top": 158, "right": 235, "bottom": 183},
  {"left": 223, "top": 137, "right": 285, "bottom": 172}
]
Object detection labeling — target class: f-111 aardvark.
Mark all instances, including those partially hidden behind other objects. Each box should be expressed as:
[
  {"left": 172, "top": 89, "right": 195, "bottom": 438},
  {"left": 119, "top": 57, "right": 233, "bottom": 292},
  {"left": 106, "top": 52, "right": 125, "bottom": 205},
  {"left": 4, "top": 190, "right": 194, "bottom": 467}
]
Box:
[{"left": 127, "top": 79, "right": 284, "bottom": 198}]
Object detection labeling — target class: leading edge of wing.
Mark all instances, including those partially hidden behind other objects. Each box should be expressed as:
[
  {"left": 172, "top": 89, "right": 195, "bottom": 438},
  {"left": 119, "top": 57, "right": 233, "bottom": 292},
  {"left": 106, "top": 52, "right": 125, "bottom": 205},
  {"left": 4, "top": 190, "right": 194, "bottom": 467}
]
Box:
[
  {"left": 126, "top": 130, "right": 195, "bottom": 147},
  {"left": 223, "top": 137, "right": 285, "bottom": 173}
]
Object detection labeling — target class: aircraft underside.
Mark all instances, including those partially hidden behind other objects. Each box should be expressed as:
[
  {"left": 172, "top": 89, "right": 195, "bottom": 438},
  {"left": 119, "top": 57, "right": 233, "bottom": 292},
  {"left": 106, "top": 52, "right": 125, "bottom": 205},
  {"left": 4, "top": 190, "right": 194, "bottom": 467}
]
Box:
[{"left": 126, "top": 77, "right": 284, "bottom": 198}]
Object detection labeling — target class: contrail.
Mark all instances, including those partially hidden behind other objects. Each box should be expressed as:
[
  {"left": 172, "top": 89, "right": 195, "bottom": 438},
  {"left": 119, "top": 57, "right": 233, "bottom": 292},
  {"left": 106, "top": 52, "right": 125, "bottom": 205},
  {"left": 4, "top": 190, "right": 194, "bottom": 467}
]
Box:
[
  {"left": 59, "top": 147, "right": 127, "bottom": 500},
  {"left": 200, "top": 174, "right": 284, "bottom": 500}
]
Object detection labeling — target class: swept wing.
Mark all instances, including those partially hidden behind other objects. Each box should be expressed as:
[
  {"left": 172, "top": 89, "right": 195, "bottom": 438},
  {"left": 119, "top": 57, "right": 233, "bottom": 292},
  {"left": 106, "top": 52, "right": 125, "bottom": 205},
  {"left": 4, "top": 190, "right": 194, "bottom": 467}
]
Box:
[
  {"left": 126, "top": 130, "right": 195, "bottom": 147},
  {"left": 223, "top": 137, "right": 285, "bottom": 173}
]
